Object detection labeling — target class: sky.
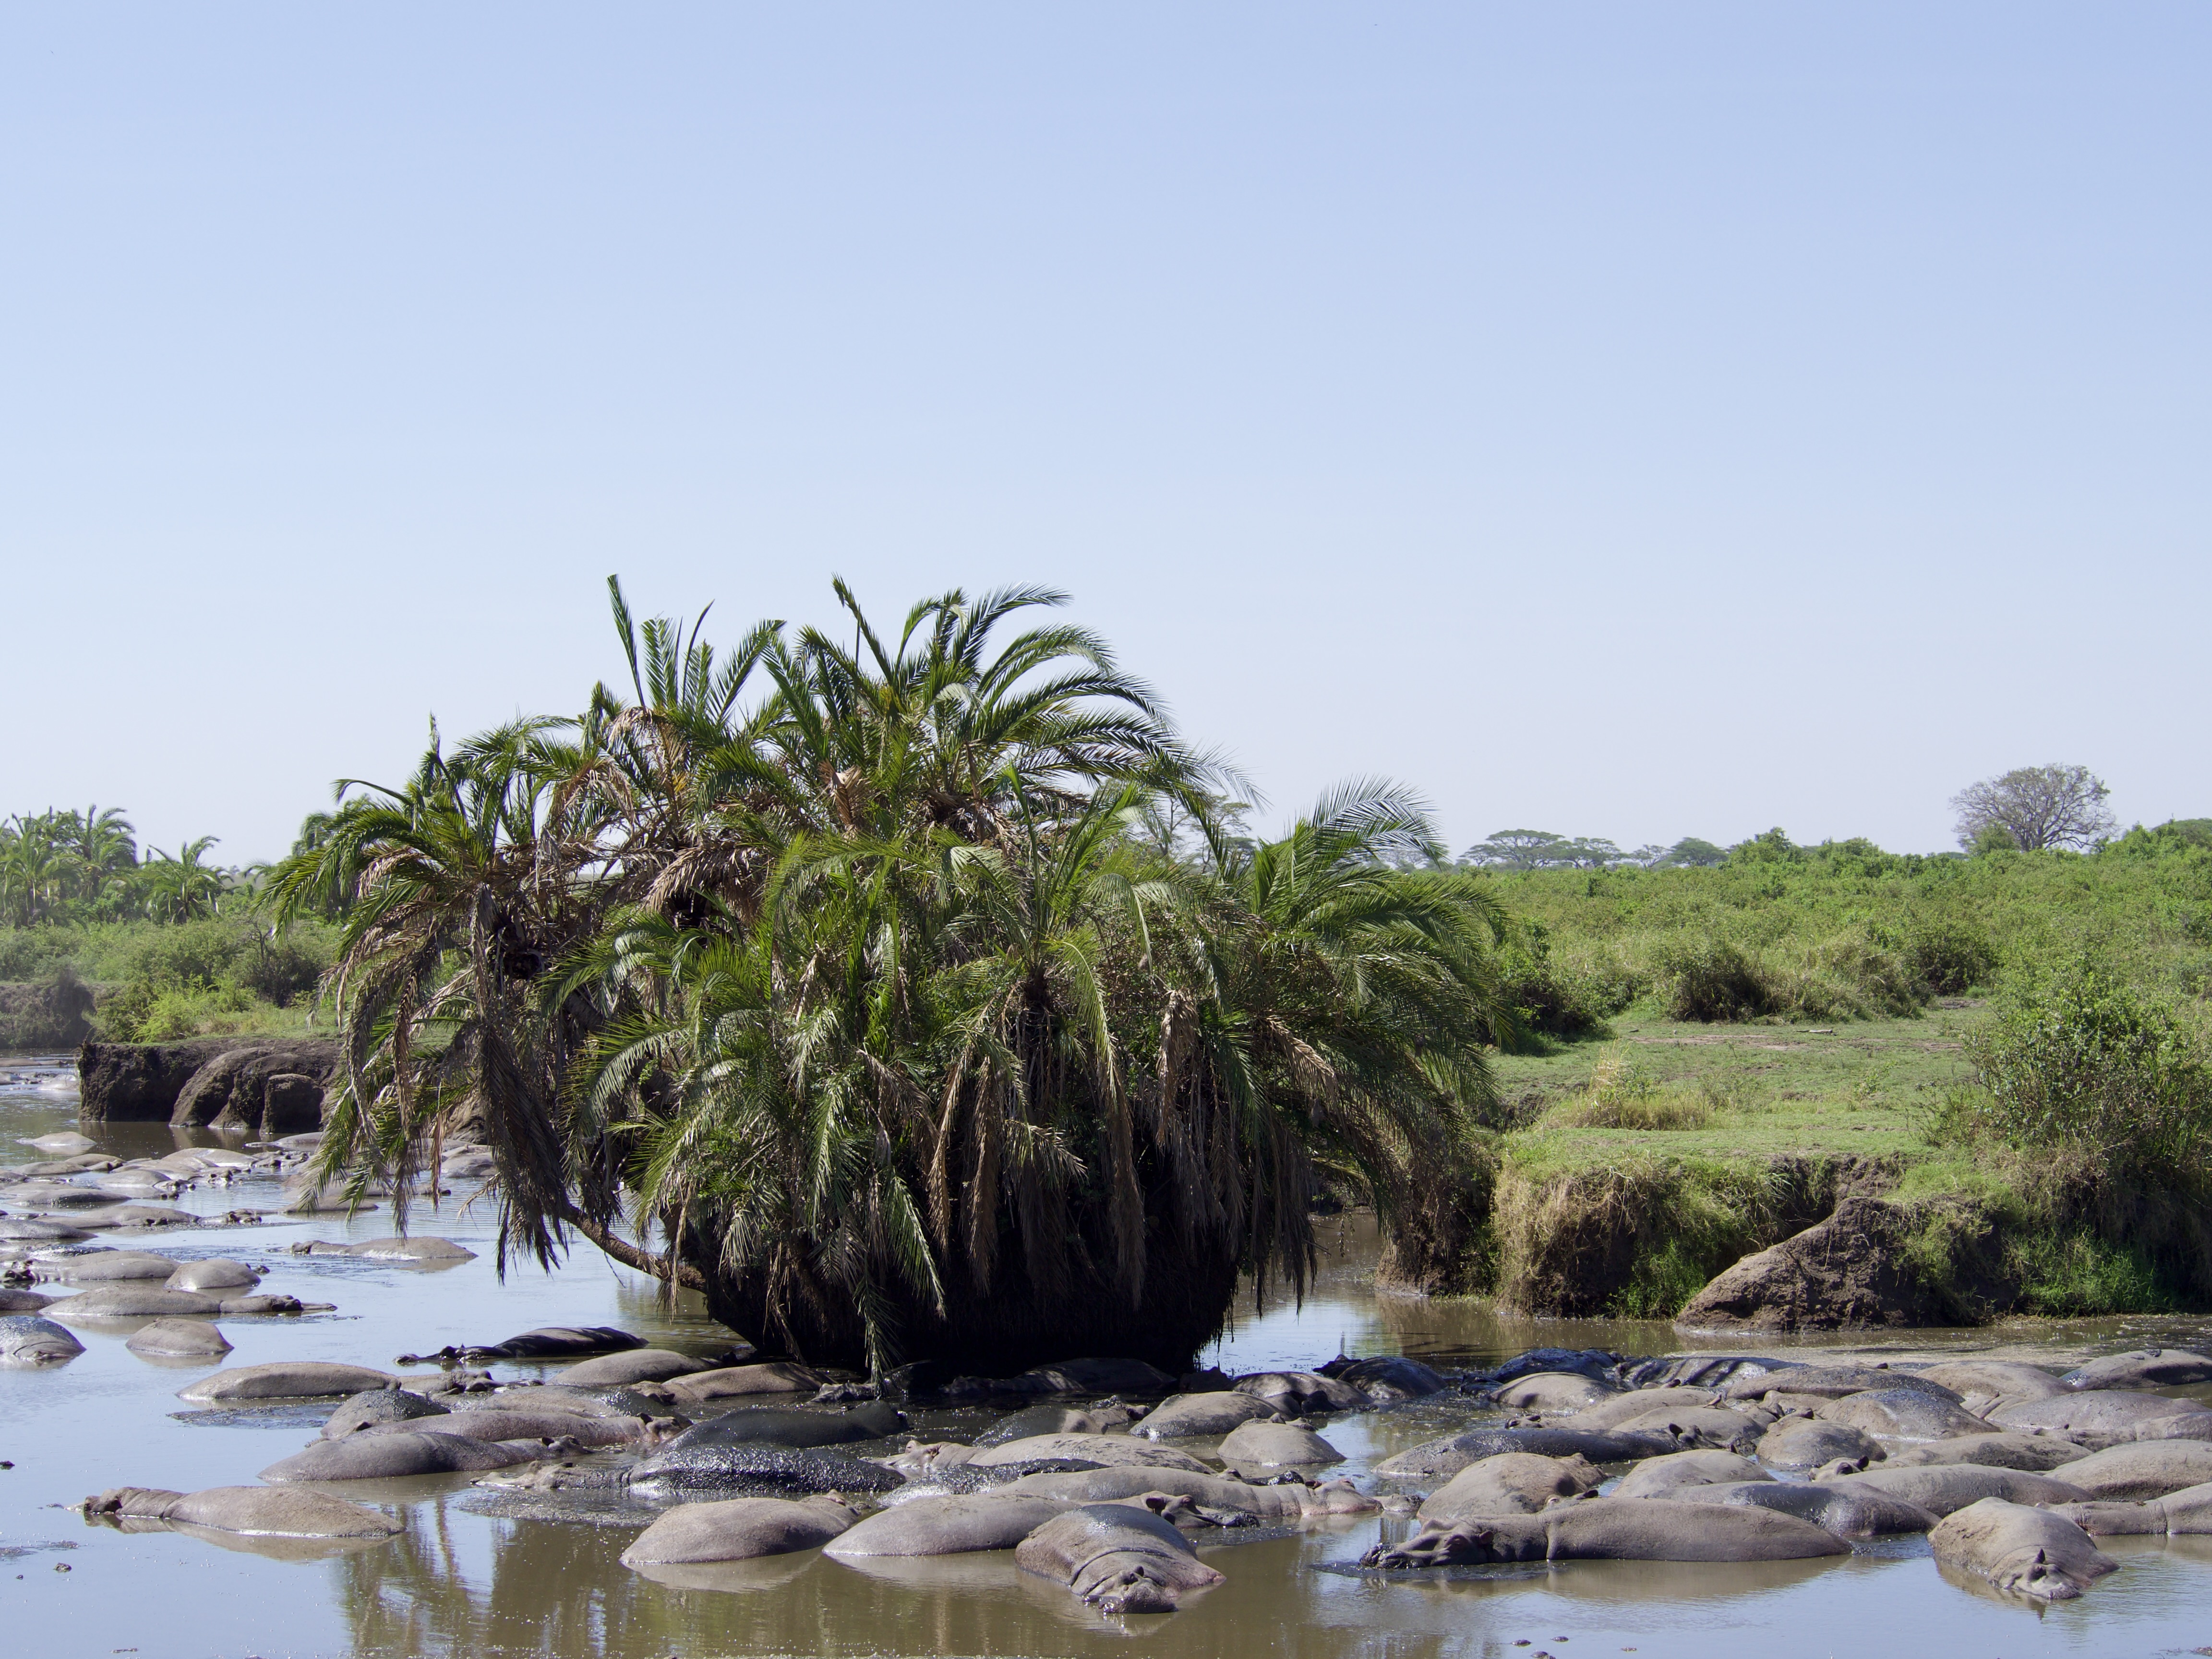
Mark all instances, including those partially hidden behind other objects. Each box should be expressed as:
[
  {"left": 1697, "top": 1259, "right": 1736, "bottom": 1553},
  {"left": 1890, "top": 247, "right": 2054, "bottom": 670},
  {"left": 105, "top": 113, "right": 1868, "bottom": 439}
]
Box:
[{"left": 4, "top": 5, "right": 2206, "bottom": 865}]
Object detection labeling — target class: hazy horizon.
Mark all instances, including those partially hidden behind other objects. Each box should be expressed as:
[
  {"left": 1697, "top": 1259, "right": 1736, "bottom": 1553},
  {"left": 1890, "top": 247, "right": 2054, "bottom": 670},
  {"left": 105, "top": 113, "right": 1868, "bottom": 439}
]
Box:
[{"left": 7, "top": 6, "right": 2206, "bottom": 864}]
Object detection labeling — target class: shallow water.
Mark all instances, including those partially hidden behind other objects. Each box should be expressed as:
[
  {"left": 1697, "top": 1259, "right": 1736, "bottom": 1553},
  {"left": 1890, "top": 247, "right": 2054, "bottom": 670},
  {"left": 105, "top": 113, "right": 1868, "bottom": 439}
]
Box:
[{"left": 8, "top": 1051, "right": 2212, "bottom": 1658}]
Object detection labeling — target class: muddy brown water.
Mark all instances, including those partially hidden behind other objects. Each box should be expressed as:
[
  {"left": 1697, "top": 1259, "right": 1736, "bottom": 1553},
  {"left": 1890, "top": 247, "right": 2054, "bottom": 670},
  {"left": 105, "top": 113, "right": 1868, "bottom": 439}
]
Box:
[{"left": 8, "top": 1053, "right": 2212, "bottom": 1658}]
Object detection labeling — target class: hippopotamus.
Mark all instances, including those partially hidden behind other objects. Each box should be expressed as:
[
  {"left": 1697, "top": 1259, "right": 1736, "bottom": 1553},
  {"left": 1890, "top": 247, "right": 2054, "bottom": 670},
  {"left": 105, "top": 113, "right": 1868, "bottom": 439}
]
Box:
[
  {"left": 75, "top": 1201, "right": 199, "bottom": 1228},
  {"left": 2050, "top": 1480, "right": 2212, "bottom": 1537},
  {"left": 1131, "top": 1392, "right": 1279, "bottom": 1440},
  {"left": 1815, "top": 1389, "right": 1995, "bottom": 1441},
  {"left": 2049, "top": 1441, "right": 2212, "bottom": 1501},
  {"left": 180, "top": 1361, "right": 402, "bottom": 1402},
  {"left": 1604, "top": 1405, "right": 1763, "bottom": 1454},
  {"left": 659, "top": 1401, "right": 904, "bottom": 1452},
  {"left": 1989, "top": 1390, "right": 2212, "bottom": 1443},
  {"left": 1755, "top": 1417, "right": 1882, "bottom": 1470},
  {"left": 41, "top": 1285, "right": 227, "bottom": 1318},
  {"left": 1834, "top": 1463, "right": 2092, "bottom": 1515},
  {"left": 322, "top": 1237, "right": 477, "bottom": 1263},
  {"left": 0, "top": 1314, "right": 84, "bottom": 1365},
  {"left": 1372, "top": 1425, "right": 1672, "bottom": 1478},
  {"left": 27, "top": 1131, "right": 97, "bottom": 1154},
  {"left": 1016, "top": 1503, "right": 1226, "bottom": 1614},
  {"left": 1490, "top": 1347, "right": 1624, "bottom": 1387},
  {"left": 978, "top": 1402, "right": 1142, "bottom": 1446},
  {"left": 0, "top": 1217, "right": 91, "bottom": 1242},
  {"left": 34, "top": 1250, "right": 178, "bottom": 1281},
  {"left": 968, "top": 1433, "right": 1209, "bottom": 1473},
  {"left": 1724, "top": 1365, "right": 1962, "bottom": 1405},
  {"left": 663, "top": 1362, "right": 828, "bottom": 1403},
  {"left": 261, "top": 1430, "right": 554, "bottom": 1481},
  {"left": 1217, "top": 1421, "right": 1342, "bottom": 1468},
  {"left": 620, "top": 1440, "right": 907, "bottom": 1499},
  {"left": 165, "top": 1259, "right": 261, "bottom": 1292},
  {"left": 479, "top": 1382, "right": 665, "bottom": 1418},
  {"left": 356, "top": 1409, "right": 652, "bottom": 1449},
  {"left": 558, "top": 1349, "right": 710, "bottom": 1387},
  {"left": 1871, "top": 1432, "right": 2090, "bottom": 1473},
  {"left": 1491, "top": 1371, "right": 1623, "bottom": 1413},
  {"left": 827, "top": 1494, "right": 1077, "bottom": 1558},
  {"left": 84, "top": 1484, "right": 403, "bottom": 1540},
  {"left": 1610, "top": 1450, "right": 1768, "bottom": 1500},
  {"left": 1573, "top": 1386, "right": 1726, "bottom": 1428},
  {"left": 622, "top": 1496, "right": 858, "bottom": 1565},
  {"left": 1929, "top": 1497, "right": 2116, "bottom": 1600},
  {"left": 1620, "top": 1356, "right": 1797, "bottom": 1390},
  {"left": 1363, "top": 1496, "right": 1849, "bottom": 1568},
  {"left": 1647, "top": 1479, "right": 1938, "bottom": 1537},
  {"left": 998, "top": 1465, "right": 1378, "bottom": 1520},
  {"left": 941, "top": 1357, "right": 1176, "bottom": 1399},
  {"left": 2063, "top": 1348, "right": 2212, "bottom": 1392},
  {"left": 1322, "top": 1355, "right": 1448, "bottom": 1401},
  {"left": 0, "top": 1287, "right": 51, "bottom": 1311},
  {"left": 398, "top": 1325, "right": 642, "bottom": 1365},
  {"left": 1912, "top": 1361, "right": 2069, "bottom": 1417},
  {"left": 1234, "top": 1371, "right": 1367, "bottom": 1416},
  {"left": 1419, "top": 1453, "right": 1607, "bottom": 1520},
  {"left": 322, "top": 1388, "right": 452, "bottom": 1436},
  {"left": 127, "top": 1317, "right": 233, "bottom": 1358}
]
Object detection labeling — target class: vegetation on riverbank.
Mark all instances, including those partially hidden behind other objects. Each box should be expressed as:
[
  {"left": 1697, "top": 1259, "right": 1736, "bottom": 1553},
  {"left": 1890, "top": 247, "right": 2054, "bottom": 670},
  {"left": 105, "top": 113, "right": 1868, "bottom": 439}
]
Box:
[{"left": 0, "top": 916, "right": 331, "bottom": 1047}]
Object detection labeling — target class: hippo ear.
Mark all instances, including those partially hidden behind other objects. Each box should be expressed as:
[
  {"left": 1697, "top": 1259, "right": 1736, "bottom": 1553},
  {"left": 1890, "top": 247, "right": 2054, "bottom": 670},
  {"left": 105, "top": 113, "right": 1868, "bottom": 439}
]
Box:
[{"left": 2033, "top": 1549, "right": 2048, "bottom": 1564}]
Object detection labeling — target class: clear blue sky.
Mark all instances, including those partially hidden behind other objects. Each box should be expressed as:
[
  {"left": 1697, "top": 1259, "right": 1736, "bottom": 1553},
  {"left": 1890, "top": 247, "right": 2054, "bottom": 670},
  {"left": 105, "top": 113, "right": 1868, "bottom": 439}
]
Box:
[{"left": 5, "top": 5, "right": 2206, "bottom": 863}]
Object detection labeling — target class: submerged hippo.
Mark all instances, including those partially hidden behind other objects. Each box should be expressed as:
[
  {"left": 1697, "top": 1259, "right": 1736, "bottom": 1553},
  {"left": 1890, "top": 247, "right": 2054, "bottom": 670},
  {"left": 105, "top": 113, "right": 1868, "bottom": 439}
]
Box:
[
  {"left": 262, "top": 1430, "right": 554, "bottom": 1482},
  {"left": 1929, "top": 1498, "right": 2117, "bottom": 1600},
  {"left": 1755, "top": 1417, "right": 1882, "bottom": 1471},
  {"left": 165, "top": 1259, "right": 261, "bottom": 1292},
  {"left": 2064, "top": 1348, "right": 2212, "bottom": 1391},
  {"left": 0, "top": 1217, "right": 92, "bottom": 1242},
  {"left": 1873, "top": 1432, "right": 2090, "bottom": 1474},
  {"left": 326, "top": 1237, "right": 477, "bottom": 1263},
  {"left": 620, "top": 1440, "right": 907, "bottom": 1499},
  {"left": 1131, "top": 1392, "right": 1278, "bottom": 1440},
  {"left": 1990, "top": 1390, "right": 2212, "bottom": 1443},
  {"left": 1491, "top": 1371, "right": 1622, "bottom": 1413},
  {"left": 1620, "top": 1356, "right": 1795, "bottom": 1390},
  {"left": 398, "top": 1325, "right": 643, "bottom": 1364},
  {"left": 1372, "top": 1426, "right": 1671, "bottom": 1479},
  {"left": 1419, "top": 1453, "right": 1607, "bottom": 1521},
  {"left": 1604, "top": 1405, "right": 1763, "bottom": 1454},
  {"left": 1647, "top": 1479, "right": 1939, "bottom": 1538},
  {"left": 558, "top": 1349, "right": 710, "bottom": 1388},
  {"left": 1324, "top": 1355, "right": 1448, "bottom": 1401},
  {"left": 322, "top": 1388, "right": 452, "bottom": 1436},
  {"left": 664, "top": 1362, "right": 828, "bottom": 1403},
  {"left": 1912, "top": 1361, "right": 2068, "bottom": 1418},
  {"left": 1834, "top": 1463, "right": 2092, "bottom": 1516},
  {"left": 2050, "top": 1480, "right": 2212, "bottom": 1537},
  {"left": 2051, "top": 1441, "right": 2212, "bottom": 1501},
  {"left": 357, "top": 1409, "right": 652, "bottom": 1448},
  {"left": 827, "top": 1494, "right": 1076, "bottom": 1558},
  {"left": 1724, "top": 1366, "right": 1962, "bottom": 1405},
  {"left": 40, "top": 1285, "right": 228, "bottom": 1318},
  {"left": 0, "top": 1314, "right": 84, "bottom": 1365},
  {"left": 977, "top": 1402, "right": 1140, "bottom": 1446},
  {"left": 998, "top": 1465, "right": 1378, "bottom": 1520},
  {"left": 0, "top": 1287, "right": 51, "bottom": 1312},
  {"left": 621, "top": 1496, "right": 858, "bottom": 1565},
  {"left": 1015, "top": 1503, "right": 1226, "bottom": 1614},
  {"left": 1217, "top": 1420, "right": 1342, "bottom": 1468},
  {"left": 84, "top": 1485, "right": 402, "bottom": 1539},
  {"left": 180, "top": 1361, "right": 404, "bottom": 1403},
  {"left": 1234, "top": 1371, "right": 1367, "bottom": 1416},
  {"left": 968, "top": 1433, "right": 1208, "bottom": 1473},
  {"left": 1815, "top": 1389, "right": 1995, "bottom": 1442},
  {"left": 1573, "top": 1386, "right": 1725, "bottom": 1429},
  {"left": 1363, "top": 1496, "right": 1849, "bottom": 1568},
  {"left": 34, "top": 1250, "right": 178, "bottom": 1281},
  {"left": 126, "top": 1317, "right": 233, "bottom": 1358},
  {"left": 659, "top": 1401, "right": 903, "bottom": 1452},
  {"left": 1610, "top": 1450, "right": 1768, "bottom": 1500},
  {"left": 1491, "top": 1347, "right": 1625, "bottom": 1387}
]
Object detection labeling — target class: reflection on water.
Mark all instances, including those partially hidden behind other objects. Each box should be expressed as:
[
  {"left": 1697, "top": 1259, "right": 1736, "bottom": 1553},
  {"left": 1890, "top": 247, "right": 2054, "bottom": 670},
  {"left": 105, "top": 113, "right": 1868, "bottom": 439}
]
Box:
[{"left": 11, "top": 1060, "right": 2212, "bottom": 1657}]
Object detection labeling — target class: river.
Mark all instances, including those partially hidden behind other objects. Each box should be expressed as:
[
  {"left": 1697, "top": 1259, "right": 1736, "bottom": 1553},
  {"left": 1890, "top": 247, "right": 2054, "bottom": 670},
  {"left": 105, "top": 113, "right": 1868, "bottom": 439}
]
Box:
[{"left": 6, "top": 1053, "right": 2212, "bottom": 1658}]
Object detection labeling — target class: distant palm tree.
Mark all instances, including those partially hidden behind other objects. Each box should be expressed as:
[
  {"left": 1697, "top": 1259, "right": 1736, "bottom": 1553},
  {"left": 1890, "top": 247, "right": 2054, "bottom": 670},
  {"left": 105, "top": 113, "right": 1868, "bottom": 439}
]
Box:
[{"left": 139, "top": 837, "right": 231, "bottom": 923}]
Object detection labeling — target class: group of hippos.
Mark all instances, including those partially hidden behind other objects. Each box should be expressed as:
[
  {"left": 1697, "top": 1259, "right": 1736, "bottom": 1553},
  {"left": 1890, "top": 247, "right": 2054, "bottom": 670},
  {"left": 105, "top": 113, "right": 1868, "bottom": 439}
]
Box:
[{"left": 12, "top": 1229, "right": 2212, "bottom": 1617}]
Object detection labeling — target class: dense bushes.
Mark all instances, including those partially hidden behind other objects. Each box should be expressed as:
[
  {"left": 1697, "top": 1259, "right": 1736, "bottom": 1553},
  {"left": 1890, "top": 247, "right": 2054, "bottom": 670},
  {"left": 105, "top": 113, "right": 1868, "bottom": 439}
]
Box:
[
  {"left": 1964, "top": 966, "right": 2212, "bottom": 1178},
  {"left": 0, "top": 917, "right": 335, "bottom": 1047},
  {"left": 1494, "top": 925, "right": 1638, "bottom": 1041}
]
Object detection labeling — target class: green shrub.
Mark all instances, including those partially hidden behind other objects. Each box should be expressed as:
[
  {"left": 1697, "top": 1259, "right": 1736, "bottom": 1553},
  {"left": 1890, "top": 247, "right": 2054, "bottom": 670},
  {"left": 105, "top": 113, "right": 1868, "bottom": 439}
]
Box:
[
  {"left": 1898, "top": 918, "right": 1998, "bottom": 996},
  {"left": 1495, "top": 928, "right": 1638, "bottom": 1041},
  {"left": 1965, "top": 964, "right": 2212, "bottom": 1178},
  {"left": 1551, "top": 1047, "right": 1713, "bottom": 1130},
  {"left": 1656, "top": 937, "right": 1773, "bottom": 1022}
]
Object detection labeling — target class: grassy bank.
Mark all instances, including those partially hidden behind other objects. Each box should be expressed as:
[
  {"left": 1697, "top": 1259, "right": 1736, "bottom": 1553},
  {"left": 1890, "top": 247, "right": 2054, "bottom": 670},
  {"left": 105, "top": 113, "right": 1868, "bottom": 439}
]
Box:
[
  {"left": 1433, "top": 829, "right": 2212, "bottom": 1322},
  {"left": 0, "top": 916, "right": 331, "bottom": 1048}
]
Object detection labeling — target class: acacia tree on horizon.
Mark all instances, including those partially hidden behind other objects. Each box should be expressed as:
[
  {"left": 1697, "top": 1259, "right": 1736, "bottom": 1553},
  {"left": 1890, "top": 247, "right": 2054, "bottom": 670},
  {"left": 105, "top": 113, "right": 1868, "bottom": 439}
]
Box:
[{"left": 1951, "top": 764, "right": 2116, "bottom": 853}]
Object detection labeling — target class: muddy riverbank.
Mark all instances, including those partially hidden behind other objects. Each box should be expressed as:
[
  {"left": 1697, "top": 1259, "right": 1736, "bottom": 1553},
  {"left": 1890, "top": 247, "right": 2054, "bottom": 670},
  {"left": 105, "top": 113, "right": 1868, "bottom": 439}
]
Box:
[{"left": 8, "top": 1051, "right": 2212, "bottom": 1658}]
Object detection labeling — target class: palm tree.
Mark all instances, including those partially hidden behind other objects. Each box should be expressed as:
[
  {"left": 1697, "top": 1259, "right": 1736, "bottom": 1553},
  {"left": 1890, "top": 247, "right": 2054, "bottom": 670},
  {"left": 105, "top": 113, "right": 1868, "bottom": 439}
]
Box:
[
  {"left": 281, "top": 577, "right": 1514, "bottom": 1372},
  {"left": 138, "top": 837, "right": 231, "bottom": 923}
]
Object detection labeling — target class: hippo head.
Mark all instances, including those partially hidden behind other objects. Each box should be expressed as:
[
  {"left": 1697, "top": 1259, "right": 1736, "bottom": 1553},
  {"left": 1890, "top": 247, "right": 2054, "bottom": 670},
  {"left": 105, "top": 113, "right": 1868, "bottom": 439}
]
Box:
[
  {"left": 1299, "top": 1479, "right": 1382, "bottom": 1516},
  {"left": 1998, "top": 1547, "right": 2086, "bottom": 1601},
  {"left": 1087, "top": 1565, "right": 1178, "bottom": 1615},
  {"left": 1362, "top": 1522, "right": 1507, "bottom": 1569}
]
